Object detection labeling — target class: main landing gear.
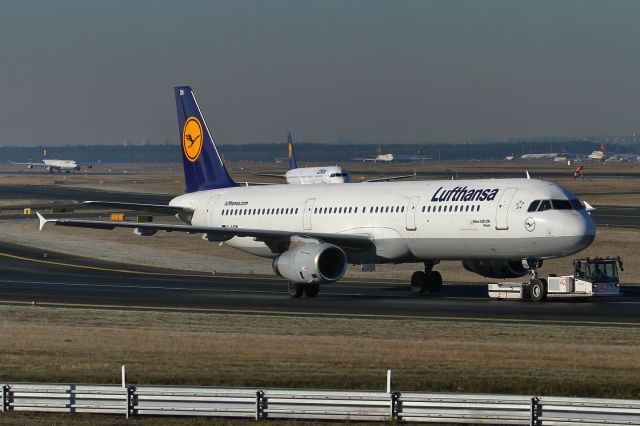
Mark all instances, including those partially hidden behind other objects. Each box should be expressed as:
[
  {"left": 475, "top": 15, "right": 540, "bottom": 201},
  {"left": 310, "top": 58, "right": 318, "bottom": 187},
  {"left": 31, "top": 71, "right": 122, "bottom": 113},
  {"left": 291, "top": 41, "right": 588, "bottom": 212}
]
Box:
[
  {"left": 524, "top": 259, "right": 547, "bottom": 302},
  {"left": 288, "top": 282, "right": 320, "bottom": 298},
  {"left": 410, "top": 261, "right": 443, "bottom": 294}
]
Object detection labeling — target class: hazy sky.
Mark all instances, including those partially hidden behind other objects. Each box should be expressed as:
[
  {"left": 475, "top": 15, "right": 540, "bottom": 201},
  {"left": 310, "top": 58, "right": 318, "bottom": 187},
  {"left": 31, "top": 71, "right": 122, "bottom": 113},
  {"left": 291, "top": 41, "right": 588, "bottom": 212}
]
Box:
[{"left": 1, "top": 0, "right": 639, "bottom": 146}]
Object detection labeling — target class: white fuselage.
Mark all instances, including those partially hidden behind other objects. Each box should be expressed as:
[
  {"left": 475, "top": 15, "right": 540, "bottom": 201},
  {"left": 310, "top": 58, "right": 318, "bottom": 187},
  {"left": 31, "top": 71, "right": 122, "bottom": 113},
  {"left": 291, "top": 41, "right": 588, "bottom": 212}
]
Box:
[
  {"left": 44, "top": 159, "right": 80, "bottom": 170},
  {"left": 520, "top": 153, "right": 559, "bottom": 160},
  {"left": 285, "top": 166, "right": 350, "bottom": 184},
  {"left": 588, "top": 151, "right": 605, "bottom": 161},
  {"left": 170, "top": 178, "right": 595, "bottom": 264}
]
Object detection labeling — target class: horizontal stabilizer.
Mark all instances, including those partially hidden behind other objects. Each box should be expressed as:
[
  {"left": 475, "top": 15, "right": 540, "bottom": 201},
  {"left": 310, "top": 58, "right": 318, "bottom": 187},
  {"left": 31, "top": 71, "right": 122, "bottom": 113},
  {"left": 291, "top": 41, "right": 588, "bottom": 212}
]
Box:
[{"left": 82, "top": 201, "right": 193, "bottom": 214}]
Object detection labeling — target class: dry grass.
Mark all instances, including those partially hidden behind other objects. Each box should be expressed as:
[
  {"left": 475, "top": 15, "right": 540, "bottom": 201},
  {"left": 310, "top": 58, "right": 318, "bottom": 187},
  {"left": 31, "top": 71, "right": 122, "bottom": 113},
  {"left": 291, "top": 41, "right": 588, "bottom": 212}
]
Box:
[{"left": 0, "top": 306, "right": 638, "bottom": 399}]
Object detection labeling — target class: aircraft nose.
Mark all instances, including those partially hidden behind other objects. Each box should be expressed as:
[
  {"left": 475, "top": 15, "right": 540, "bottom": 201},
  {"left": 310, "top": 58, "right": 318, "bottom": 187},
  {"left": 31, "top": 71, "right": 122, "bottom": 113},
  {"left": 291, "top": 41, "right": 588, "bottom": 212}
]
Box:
[{"left": 562, "top": 211, "right": 596, "bottom": 252}]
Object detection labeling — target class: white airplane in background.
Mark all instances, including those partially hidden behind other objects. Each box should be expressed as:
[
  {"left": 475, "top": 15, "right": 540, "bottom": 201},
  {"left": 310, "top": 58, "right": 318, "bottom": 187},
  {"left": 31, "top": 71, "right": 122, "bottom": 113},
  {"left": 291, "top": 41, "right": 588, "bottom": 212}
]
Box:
[
  {"left": 12, "top": 150, "right": 94, "bottom": 173},
  {"left": 588, "top": 144, "right": 606, "bottom": 161},
  {"left": 255, "top": 132, "right": 352, "bottom": 184},
  {"left": 256, "top": 132, "right": 415, "bottom": 184},
  {"left": 353, "top": 146, "right": 395, "bottom": 163},
  {"left": 38, "top": 86, "right": 596, "bottom": 300},
  {"left": 520, "top": 153, "right": 560, "bottom": 160}
]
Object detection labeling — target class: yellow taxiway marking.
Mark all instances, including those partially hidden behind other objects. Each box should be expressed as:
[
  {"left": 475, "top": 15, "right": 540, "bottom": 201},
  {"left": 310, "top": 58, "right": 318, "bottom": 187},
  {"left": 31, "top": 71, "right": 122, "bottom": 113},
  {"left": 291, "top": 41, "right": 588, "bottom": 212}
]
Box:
[
  {"left": 0, "top": 300, "right": 637, "bottom": 327},
  {"left": 0, "top": 251, "right": 253, "bottom": 279},
  {"left": 0, "top": 251, "right": 203, "bottom": 277}
]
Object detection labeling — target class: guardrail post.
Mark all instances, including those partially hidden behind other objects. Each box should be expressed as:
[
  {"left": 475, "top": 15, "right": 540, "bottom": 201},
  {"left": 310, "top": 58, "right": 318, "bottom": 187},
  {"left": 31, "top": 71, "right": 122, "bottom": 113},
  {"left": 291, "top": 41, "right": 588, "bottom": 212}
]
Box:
[
  {"left": 386, "top": 369, "right": 392, "bottom": 393},
  {"left": 530, "top": 396, "right": 540, "bottom": 426},
  {"left": 255, "top": 390, "right": 265, "bottom": 420},
  {"left": 121, "top": 365, "right": 127, "bottom": 388},
  {"left": 391, "top": 391, "right": 401, "bottom": 420},
  {"left": 125, "top": 385, "right": 135, "bottom": 419},
  {"left": 1, "top": 385, "right": 8, "bottom": 412}
]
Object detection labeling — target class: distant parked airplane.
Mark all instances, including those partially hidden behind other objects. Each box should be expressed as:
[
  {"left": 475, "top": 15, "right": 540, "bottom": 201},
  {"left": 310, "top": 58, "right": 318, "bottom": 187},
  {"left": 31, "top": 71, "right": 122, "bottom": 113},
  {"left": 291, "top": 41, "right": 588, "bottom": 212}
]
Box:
[
  {"left": 353, "top": 146, "right": 395, "bottom": 162},
  {"left": 587, "top": 144, "right": 606, "bottom": 161},
  {"left": 12, "top": 149, "right": 94, "bottom": 173},
  {"left": 256, "top": 133, "right": 415, "bottom": 184},
  {"left": 520, "top": 153, "right": 560, "bottom": 160}
]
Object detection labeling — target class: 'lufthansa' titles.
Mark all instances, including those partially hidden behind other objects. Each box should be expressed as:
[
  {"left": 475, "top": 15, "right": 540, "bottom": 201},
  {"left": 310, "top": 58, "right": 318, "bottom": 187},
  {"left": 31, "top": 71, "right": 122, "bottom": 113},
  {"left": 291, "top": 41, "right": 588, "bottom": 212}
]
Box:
[{"left": 431, "top": 186, "right": 499, "bottom": 202}]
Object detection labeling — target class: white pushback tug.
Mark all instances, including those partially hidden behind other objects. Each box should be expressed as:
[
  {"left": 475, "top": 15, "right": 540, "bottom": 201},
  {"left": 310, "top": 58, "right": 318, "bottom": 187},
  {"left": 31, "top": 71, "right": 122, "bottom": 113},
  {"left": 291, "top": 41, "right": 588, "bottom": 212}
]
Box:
[{"left": 489, "top": 256, "right": 623, "bottom": 302}]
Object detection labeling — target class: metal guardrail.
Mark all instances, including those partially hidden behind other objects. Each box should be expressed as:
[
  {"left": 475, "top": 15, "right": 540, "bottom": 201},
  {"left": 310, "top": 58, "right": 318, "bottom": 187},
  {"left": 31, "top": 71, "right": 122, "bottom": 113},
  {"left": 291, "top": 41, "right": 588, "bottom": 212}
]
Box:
[{"left": 2, "top": 382, "right": 640, "bottom": 424}]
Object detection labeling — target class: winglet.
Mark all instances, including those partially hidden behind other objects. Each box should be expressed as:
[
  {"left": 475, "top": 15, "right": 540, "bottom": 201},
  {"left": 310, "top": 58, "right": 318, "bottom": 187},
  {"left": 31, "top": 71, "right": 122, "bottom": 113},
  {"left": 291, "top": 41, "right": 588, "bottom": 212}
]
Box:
[
  {"left": 36, "top": 212, "right": 50, "bottom": 231},
  {"left": 526, "top": 170, "right": 531, "bottom": 179},
  {"left": 583, "top": 201, "right": 596, "bottom": 212}
]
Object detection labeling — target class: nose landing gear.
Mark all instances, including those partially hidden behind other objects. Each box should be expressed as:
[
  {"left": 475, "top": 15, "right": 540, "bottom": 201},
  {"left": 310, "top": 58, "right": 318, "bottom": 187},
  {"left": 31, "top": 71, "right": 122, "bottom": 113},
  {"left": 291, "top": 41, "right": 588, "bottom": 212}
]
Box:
[
  {"left": 523, "top": 259, "right": 547, "bottom": 302},
  {"left": 410, "top": 261, "right": 443, "bottom": 294}
]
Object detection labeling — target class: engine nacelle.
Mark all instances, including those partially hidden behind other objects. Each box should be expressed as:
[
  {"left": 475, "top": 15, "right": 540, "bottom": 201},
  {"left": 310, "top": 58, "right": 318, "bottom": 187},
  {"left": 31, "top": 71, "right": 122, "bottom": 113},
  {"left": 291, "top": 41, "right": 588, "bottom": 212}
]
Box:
[
  {"left": 462, "top": 260, "right": 529, "bottom": 279},
  {"left": 273, "top": 243, "right": 347, "bottom": 284}
]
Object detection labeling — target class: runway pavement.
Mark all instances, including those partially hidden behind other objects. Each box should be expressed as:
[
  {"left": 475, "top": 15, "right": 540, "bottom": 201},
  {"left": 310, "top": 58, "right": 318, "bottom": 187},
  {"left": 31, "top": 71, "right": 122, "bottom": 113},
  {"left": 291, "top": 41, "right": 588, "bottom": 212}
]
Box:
[{"left": 0, "top": 241, "right": 638, "bottom": 325}]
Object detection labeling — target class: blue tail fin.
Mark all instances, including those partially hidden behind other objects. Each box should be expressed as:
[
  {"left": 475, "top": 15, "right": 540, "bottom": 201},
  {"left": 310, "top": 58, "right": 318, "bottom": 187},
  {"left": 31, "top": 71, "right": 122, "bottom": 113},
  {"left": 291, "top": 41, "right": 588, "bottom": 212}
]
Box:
[
  {"left": 174, "top": 86, "right": 236, "bottom": 192},
  {"left": 288, "top": 132, "right": 298, "bottom": 170}
]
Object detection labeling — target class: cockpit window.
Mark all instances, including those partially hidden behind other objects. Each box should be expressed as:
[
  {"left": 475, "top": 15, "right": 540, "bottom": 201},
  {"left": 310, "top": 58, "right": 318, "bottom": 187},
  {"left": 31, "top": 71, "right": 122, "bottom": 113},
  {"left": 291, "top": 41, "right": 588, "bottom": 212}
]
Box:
[
  {"left": 537, "top": 200, "right": 552, "bottom": 211},
  {"left": 570, "top": 199, "right": 585, "bottom": 210},
  {"left": 551, "top": 199, "right": 572, "bottom": 210},
  {"left": 529, "top": 198, "right": 584, "bottom": 212}
]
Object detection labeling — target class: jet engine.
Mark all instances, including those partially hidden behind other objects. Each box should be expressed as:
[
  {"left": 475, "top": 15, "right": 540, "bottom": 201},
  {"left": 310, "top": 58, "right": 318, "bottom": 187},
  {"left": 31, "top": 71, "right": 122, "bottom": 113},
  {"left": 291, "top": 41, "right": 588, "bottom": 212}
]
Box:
[
  {"left": 273, "top": 243, "right": 347, "bottom": 284},
  {"left": 27, "top": 164, "right": 33, "bottom": 169},
  {"left": 462, "top": 260, "right": 529, "bottom": 278}
]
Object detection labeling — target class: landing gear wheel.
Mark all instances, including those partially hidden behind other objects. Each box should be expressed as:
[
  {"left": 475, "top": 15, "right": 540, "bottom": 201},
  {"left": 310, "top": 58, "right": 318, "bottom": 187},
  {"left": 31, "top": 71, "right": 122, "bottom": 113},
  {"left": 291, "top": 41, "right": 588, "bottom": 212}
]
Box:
[
  {"left": 288, "top": 281, "right": 304, "bottom": 298},
  {"left": 411, "top": 271, "right": 427, "bottom": 293},
  {"left": 304, "top": 283, "right": 320, "bottom": 298},
  {"left": 529, "top": 278, "right": 547, "bottom": 302},
  {"left": 426, "top": 271, "right": 443, "bottom": 294}
]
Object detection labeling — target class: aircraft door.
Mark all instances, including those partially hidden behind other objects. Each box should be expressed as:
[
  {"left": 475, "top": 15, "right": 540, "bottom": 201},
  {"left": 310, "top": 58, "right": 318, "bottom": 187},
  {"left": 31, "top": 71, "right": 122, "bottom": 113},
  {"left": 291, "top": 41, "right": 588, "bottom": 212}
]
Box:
[
  {"left": 406, "top": 196, "right": 420, "bottom": 231},
  {"left": 303, "top": 198, "right": 316, "bottom": 230},
  {"left": 206, "top": 195, "right": 220, "bottom": 226},
  {"left": 495, "top": 188, "right": 517, "bottom": 230}
]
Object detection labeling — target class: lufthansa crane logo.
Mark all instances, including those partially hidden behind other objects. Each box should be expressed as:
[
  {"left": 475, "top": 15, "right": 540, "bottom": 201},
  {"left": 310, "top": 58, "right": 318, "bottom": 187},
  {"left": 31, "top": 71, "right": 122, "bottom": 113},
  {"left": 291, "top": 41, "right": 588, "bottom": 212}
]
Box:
[
  {"left": 525, "top": 217, "right": 536, "bottom": 232},
  {"left": 182, "top": 116, "right": 203, "bottom": 162}
]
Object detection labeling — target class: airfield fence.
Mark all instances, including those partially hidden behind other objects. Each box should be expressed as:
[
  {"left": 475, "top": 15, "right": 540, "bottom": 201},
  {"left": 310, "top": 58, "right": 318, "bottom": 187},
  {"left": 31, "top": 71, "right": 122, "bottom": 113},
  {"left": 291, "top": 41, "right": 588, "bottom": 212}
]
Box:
[{"left": 3, "top": 381, "right": 640, "bottom": 424}]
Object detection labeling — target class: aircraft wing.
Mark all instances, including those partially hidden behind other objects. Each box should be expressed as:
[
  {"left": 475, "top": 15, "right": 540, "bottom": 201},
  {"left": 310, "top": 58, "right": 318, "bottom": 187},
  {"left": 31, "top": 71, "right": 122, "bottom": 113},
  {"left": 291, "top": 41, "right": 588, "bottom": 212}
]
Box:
[
  {"left": 363, "top": 171, "right": 417, "bottom": 183},
  {"left": 10, "top": 161, "right": 48, "bottom": 168},
  {"left": 82, "top": 201, "right": 193, "bottom": 214},
  {"left": 37, "top": 213, "right": 374, "bottom": 252},
  {"left": 253, "top": 173, "right": 286, "bottom": 179}
]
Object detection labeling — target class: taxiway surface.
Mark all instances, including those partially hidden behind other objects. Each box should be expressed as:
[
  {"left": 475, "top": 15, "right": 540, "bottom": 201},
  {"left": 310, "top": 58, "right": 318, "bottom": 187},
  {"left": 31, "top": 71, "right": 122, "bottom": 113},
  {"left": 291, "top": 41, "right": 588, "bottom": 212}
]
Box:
[{"left": 1, "top": 242, "right": 638, "bottom": 325}]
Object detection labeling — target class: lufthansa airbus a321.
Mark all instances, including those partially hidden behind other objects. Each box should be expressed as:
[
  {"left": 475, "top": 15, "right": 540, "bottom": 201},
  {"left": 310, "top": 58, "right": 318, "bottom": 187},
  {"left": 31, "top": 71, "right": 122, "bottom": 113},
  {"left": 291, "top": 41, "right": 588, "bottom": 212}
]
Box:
[{"left": 38, "top": 86, "right": 596, "bottom": 299}]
